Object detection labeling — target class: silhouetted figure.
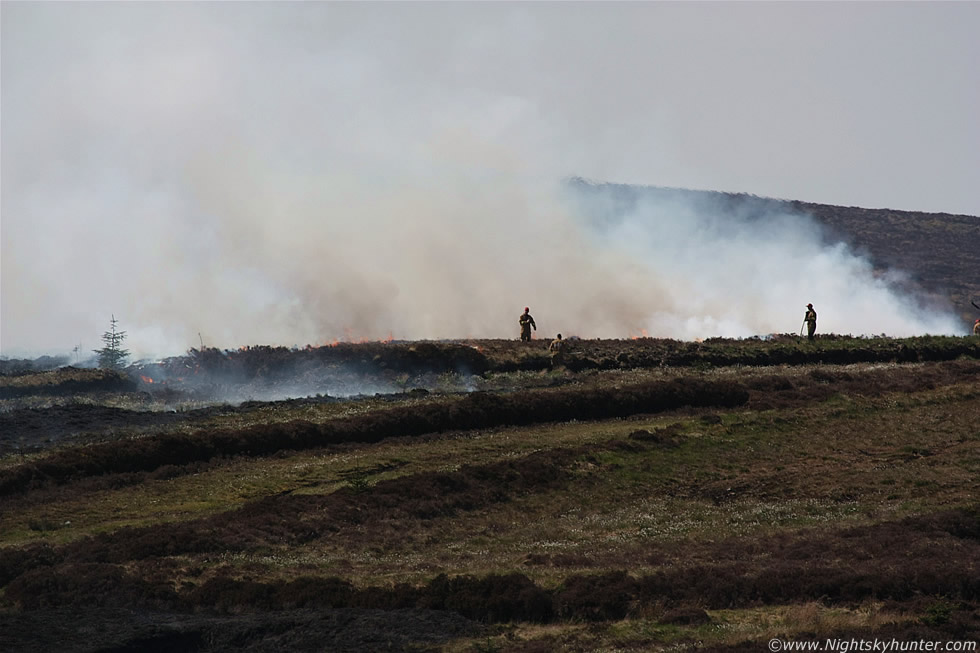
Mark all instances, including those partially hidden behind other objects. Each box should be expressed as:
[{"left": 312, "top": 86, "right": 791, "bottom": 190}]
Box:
[
  {"left": 549, "top": 333, "right": 566, "bottom": 366},
  {"left": 519, "top": 307, "right": 536, "bottom": 342},
  {"left": 804, "top": 303, "right": 817, "bottom": 341}
]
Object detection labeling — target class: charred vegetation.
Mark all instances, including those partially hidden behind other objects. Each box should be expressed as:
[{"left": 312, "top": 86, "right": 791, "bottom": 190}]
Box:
[{"left": 2, "top": 336, "right": 979, "bottom": 651}]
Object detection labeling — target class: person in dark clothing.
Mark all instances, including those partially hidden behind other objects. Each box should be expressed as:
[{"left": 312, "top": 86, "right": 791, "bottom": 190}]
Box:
[
  {"left": 804, "top": 303, "right": 817, "bottom": 341},
  {"left": 519, "top": 307, "right": 536, "bottom": 342}
]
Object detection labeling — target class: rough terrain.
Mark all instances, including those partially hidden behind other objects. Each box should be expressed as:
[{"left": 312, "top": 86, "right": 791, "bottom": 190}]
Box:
[{"left": 2, "top": 336, "right": 978, "bottom": 651}]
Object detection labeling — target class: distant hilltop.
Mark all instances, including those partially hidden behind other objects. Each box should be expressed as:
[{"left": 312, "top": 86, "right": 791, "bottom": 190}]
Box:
[{"left": 566, "top": 178, "right": 980, "bottom": 328}]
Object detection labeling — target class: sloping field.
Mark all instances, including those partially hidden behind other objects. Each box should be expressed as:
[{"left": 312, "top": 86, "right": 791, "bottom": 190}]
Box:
[{"left": 1, "top": 337, "right": 978, "bottom": 651}]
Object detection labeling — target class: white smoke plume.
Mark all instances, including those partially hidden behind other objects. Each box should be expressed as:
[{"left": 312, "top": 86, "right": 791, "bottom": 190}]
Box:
[
  {"left": 1, "top": 3, "right": 972, "bottom": 359},
  {"left": 564, "top": 182, "right": 963, "bottom": 339}
]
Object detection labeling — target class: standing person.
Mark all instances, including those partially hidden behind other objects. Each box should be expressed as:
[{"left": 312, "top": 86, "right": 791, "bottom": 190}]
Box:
[
  {"left": 519, "top": 307, "right": 536, "bottom": 342},
  {"left": 549, "top": 333, "right": 566, "bottom": 367},
  {"left": 804, "top": 303, "right": 818, "bottom": 341},
  {"left": 973, "top": 319, "right": 980, "bottom": 336}
]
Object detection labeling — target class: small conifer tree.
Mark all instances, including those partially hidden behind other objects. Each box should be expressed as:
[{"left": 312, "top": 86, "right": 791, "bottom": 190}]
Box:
[{"left": 94, "top": 314, "right": 130, "bottom": 370}]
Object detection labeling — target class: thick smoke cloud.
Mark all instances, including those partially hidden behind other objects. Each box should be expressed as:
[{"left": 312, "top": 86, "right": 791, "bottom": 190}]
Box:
[
  {"left": 1, "top": 3, "right": 973, "bottom": 358},
  {"left": 566, "top": 183, "right": 962, "bottom": 339}
]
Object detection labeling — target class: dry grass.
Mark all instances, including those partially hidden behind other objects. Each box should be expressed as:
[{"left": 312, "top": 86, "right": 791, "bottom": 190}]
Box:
[
  {"left": 2, "top": 359, "right": 978, "bottom": 651},
  {"left": 437, "top": 602, "right": 918, "bottom": 652}
]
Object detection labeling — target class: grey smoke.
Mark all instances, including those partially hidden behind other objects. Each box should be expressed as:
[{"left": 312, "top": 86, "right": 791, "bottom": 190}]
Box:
[
  {"left": 565, "top": 182, "right": 962, "bottom": 339},
  {"left": 2, "top": 3, "right": 975, "bottom": 358}
]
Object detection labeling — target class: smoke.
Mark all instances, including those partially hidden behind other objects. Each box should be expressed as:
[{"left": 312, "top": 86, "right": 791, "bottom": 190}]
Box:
[
  {"left": 564, "top": 182, "right": 962, "bottom": 339},
  {"left": 1, "top": 3, "right": 969, "bottom": 359}
]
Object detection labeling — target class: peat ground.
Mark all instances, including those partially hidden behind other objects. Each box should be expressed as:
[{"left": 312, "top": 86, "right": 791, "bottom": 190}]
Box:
[{"left": 1, "top": 336, "right": 978, "bottom": 651}]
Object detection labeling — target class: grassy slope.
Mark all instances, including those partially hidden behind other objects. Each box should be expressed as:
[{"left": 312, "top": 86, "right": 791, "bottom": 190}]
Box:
[{"left": 1, "top": 351, "right": 978, "bottom": 651}]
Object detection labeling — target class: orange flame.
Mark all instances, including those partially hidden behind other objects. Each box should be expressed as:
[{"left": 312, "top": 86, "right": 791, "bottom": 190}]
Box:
[
  {"left": 323, "top": 332, "right": 394, "bottom": 347},
  {"left": 139, "top": 375, "right": 154, "bottom": 384}
]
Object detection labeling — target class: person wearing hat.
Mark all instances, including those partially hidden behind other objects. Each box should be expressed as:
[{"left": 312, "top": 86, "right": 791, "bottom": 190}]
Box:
[
  {"left": 519, "top": 307, "right": 537, "bottom": 342},
  {"left": 803, "top": 303, "right": 817, "bottom": 341}
]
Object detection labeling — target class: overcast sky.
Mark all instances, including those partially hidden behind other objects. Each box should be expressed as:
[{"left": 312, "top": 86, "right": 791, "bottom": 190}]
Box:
[{"left": 2, "top": 2, "right": 978, "bottom": 357}]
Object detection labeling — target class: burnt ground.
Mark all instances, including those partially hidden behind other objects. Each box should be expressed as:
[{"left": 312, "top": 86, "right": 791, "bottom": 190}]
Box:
[
  {"left": 0, "top": 606, "right": 482, "bottom": 653},
  {"left": 2, "top": 337, "right": 979, "bottom": 651},
  {"left": 0, "top": 394, "right": 421, "bottom": 455},
  {"left": 0, "top": 402, "right": 196, "bottom": 453},
  {"left": 2, "top": 334, "right": 977, "bottom": 457}
]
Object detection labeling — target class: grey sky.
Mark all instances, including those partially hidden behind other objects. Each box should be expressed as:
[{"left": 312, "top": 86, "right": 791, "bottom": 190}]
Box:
[{"left": 2, "top": 2, "right": 978, "bottom": 356}]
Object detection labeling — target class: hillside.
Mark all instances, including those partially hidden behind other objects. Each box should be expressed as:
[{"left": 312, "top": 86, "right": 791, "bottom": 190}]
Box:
[
  {"left": 2, "top": 186, "right": 979, "bottom": 652},
  {"left": 569, "top": 179, "right": 980, "bottom": 328},
  {"left": 791, "top": 199, "right": 979, "bottom": 323},
  {"left": 1, "top": 336, "right": 979, "bottom": 651}
]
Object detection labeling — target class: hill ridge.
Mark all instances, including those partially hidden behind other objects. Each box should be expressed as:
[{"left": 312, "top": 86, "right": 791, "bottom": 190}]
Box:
[{"left": 568, "top": 178, "right": 980, "bottom": 327}]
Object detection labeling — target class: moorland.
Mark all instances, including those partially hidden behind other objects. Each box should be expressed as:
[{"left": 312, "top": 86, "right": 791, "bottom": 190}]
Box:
[
  {"left": 2, "top": 189, "right": 978, "bottom": 651},
  {"left": 1, "top": 335, "right": 979, "bottom": 652}
]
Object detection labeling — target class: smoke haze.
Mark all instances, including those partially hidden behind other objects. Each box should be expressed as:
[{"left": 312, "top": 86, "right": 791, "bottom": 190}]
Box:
[{"left": 2, "top": 3, "right": 976, "bottom": 358}]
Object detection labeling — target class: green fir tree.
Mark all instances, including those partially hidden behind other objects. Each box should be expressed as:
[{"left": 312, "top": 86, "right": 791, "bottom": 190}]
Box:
[{"left": 94, "top": 314, "right": 130, "bottom": 370}]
